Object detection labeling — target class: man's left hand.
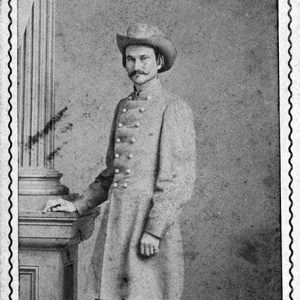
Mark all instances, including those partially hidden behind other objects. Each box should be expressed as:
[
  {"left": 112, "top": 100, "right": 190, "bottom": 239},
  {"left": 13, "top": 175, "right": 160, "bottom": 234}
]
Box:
[{"left": 140, "top": 232, "right": 160, "bottom": 257}]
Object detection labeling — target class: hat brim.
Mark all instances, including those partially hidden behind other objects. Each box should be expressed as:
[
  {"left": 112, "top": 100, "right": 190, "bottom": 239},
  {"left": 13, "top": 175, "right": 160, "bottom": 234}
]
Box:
[{"left": 116, "top": 34, "right": 177, "bottom": 73}]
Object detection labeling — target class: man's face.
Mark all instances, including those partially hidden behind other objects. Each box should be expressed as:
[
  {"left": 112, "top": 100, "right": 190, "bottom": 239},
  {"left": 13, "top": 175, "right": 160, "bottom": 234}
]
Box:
[{"left": 125, "top": 45, "right": 162, "bottom": 85}]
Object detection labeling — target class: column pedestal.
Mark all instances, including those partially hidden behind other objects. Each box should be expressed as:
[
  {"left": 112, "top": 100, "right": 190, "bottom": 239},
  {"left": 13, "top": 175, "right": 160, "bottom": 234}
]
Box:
[{"left": 19, "top": 208, "right": 99, "bottom": 300}]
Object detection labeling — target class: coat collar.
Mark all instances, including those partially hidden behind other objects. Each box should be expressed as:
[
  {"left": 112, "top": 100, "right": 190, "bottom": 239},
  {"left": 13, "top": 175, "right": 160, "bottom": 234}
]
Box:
[{"left": 130, "top": 77, "right": 162, "bottom": 100}]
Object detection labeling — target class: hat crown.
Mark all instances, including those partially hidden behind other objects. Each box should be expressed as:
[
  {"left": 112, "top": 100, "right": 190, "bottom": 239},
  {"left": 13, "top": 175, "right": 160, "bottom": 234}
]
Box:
[{"left": 127, "top": 23, "right": 164, "bottom": 39}]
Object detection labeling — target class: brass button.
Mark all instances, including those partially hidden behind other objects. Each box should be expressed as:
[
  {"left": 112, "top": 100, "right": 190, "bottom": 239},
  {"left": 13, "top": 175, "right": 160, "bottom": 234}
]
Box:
[
  {"left": 128, "top": 96, "right": 133, "bottom": 100},
  {"left": 125, "top": 169, "right": 131, "bottom": 175},
  {"left": 116, "top": 138, "right": 121, "bottom": 143},
  {"left": 130, "top": 137, "right": 136, "bottom": 143},
  {"left": 115, "top": 168, "right": 120, "bottom": 174},
  {"left": 112, "top": 182, "right": 118, "bottom": 188},
  {"left": 115, "top": 153, "right": 120, "bottom": 158},
  {"left": 118, "top": 123, "right": 123, "bottom": 128},
  {"left": 146, "top": 95, "right": 152, "bottom": 100},
  {"left": 128, "top": 153, "right": 133, "bottom": 159},
  {"left": 122, "top": 182, "right": 128, "bottom": 188},
  {"left": 135, "top": 121, "right": 140, "bottom": 127},
  {"left": 139, "top": 107, "right": 145, "bottom": 112},
  {"left": 122, "top": 108, "right": 127, "bottom": 113}
]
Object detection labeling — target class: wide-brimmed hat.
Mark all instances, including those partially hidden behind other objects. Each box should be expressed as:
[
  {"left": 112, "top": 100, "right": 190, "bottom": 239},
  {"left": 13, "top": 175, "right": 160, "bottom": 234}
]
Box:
[{"left": 116, "top": 23, "right": 177, "bottom": 73}]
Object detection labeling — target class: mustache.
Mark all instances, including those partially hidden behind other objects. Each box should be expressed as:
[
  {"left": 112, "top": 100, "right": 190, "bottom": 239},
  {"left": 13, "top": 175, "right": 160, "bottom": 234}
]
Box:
[{"left": 129, "top": 70, "right": 148, "bottom": 77}]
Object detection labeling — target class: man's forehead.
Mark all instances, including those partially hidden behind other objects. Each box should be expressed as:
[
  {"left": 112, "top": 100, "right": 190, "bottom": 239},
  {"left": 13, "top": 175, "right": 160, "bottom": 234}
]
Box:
[{"left": 125, "top": 45, "right": 155, "bottom": 56}]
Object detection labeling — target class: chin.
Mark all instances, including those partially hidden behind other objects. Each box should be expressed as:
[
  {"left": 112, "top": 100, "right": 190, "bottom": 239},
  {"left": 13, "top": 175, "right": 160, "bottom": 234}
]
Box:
[
  {"left": 135, "top": 75, "right": 157, "bottom": 85},
  {"left": 134, "top": 79, "right": 147, "bottom": 85},
  {"left": 131, "top": 76, "right": 147, "bottom": 85}
]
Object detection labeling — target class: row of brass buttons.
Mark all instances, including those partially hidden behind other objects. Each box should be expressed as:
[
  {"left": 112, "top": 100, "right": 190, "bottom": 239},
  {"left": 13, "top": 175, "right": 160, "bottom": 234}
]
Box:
[
  {"left": 112, "top": 100, "right": 147, "bottom": 188},
  {"left": 114, "top": 153, "right": 133, "bottom": 159},
  {"left": 116, "top": 136, "right": 137, "bottom": 143},
  {"left": 117, "top": 121, "right": 141, "bottom": 129},
  {"left": 115, "top": 168, "right": 131, "bottom": 175},
  {"left": 112, "top": 182, "right": 127, "bottom": 188},
  {"left": 121, "top": 106, "right": 146, "bottom": 114}
]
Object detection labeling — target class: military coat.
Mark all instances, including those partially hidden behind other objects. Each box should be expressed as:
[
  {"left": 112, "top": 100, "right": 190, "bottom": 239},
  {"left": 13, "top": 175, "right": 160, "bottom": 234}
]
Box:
[{"left": 74, "top": 79, "right": 196, "bottom": 300}]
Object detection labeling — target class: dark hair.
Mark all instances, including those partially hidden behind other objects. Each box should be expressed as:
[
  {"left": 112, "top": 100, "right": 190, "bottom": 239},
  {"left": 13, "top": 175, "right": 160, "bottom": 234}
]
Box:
[{"left": 122, "top": 46, "right": 164, "bottom": 69}]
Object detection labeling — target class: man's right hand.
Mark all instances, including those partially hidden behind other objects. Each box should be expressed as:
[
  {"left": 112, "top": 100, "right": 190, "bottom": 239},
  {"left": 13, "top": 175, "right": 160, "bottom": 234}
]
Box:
[{"left": 42, "top": 198, "right": 77, "bottom": 213}]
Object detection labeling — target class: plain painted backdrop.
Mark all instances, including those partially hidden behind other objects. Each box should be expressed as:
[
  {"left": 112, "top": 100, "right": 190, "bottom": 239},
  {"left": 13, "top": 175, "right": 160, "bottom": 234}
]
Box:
[{"left": 54, "top": 0, "right": 281, "bottom": 299}]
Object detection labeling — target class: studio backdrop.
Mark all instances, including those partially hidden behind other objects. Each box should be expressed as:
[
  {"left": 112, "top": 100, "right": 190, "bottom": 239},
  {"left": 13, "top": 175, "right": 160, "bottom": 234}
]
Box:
[{"left": 18, "top": 0, "right": 281, "bottom": 299}]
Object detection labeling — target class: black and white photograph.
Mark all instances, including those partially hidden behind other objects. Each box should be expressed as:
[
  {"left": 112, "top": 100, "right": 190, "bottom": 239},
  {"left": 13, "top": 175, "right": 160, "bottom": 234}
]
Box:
[{"left": 1, "top": 0, "right": 300, "bottom": 299}]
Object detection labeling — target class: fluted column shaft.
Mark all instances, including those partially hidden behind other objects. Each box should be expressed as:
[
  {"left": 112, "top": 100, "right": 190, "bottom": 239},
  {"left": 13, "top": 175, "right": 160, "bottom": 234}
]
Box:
[
  {"left": 18, "top": 0, "right": 54, "bottom": 168},
  {"left": 18, "top": 0, "right": 68, "bottom": 196}
]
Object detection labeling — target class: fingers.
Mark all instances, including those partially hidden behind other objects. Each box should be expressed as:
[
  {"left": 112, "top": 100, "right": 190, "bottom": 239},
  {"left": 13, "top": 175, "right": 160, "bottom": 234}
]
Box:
[
  {"left": 145, "top": 244, "right": 150, "bottom": 256},
  {"left": 50, "top": 204, "right": 65, "bottom": 212},
  {"left": 42, "top": 199, "right": 62, "bottom": 213},
  {"left": 140, "top": 242, "right": 159, "bottom": 257},
  {"left": 140, "top": 242, "right": 145, "bottom": 256},
  {"left": 42, "top": 199, "right": 73, "bottom": 213},
  {"left": 149, "top": 245, "right": 154, "bottom": 256}
]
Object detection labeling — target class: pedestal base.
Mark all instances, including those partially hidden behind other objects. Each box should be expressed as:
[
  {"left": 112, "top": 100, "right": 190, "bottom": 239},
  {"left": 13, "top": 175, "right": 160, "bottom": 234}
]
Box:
[
  {"left": 19, "top": 208, "right": 100, "bottom": 300},
  {"left": 19, "top": 167, "right": 69, "bottom": 196},
  {"left": 19, "top": 245, "right": 77, "bottom": 300}
]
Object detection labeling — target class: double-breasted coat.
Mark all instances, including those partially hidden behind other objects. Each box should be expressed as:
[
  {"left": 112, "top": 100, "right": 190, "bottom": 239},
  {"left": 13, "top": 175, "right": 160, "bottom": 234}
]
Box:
[{"left": 74, "top": 79, "right": 196, "bottom": 300}]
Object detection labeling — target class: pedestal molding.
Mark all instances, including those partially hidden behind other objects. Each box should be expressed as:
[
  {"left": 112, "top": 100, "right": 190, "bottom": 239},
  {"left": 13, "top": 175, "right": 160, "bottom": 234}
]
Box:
[{"left": 19, "top": 208, "right": 100, "bottom": 249}]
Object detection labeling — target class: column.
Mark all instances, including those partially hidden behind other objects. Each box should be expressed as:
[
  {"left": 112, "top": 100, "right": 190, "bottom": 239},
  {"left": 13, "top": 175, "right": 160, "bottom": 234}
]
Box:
[
  {"left": 18, "top": 0, "right": 68, "bottom": 203},
  {"left": 17, "top": 1, "right": 100, "bottom": 299}
]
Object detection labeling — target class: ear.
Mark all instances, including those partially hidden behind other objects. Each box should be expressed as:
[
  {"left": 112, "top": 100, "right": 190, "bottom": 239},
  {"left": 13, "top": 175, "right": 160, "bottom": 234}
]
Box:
[{"left": 157, "top": 54, "right": 164, "bottom": 70}]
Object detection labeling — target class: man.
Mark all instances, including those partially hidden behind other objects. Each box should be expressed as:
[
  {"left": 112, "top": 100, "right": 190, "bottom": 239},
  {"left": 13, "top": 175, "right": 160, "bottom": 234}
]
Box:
[{"left": 44, "top": 23, "right": 196, "bottom": 300}]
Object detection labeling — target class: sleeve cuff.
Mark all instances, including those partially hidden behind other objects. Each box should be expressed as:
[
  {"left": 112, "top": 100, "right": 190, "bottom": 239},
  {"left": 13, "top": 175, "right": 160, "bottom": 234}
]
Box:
[
  {"left": 145, "top": 219, "right": 167, "bottom": 239},
  {"left": 144, "top": 230, "right": 162, "bottom": 240},
  {"left": 73, "top": 196, "right": 89, "bottom": 215}
]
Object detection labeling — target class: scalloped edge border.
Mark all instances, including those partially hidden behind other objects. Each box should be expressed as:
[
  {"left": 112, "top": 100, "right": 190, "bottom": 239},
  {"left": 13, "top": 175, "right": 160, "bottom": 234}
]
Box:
[
  {"left": 7, "top": 0, "right": 14, "bottom": 298},
  {"left": 287, "top": 0, "right": 294, "bottom": 299}
]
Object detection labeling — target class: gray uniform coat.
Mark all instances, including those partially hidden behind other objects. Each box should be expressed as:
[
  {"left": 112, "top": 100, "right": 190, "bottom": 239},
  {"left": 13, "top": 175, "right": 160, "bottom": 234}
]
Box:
[{"left": 74, "top": 79, "right": 196, "bottom": 300}]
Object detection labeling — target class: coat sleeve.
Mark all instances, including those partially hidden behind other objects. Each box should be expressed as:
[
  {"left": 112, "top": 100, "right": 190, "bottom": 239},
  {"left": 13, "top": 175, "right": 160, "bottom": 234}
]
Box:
[
  {"left": 145, "top": 98, "right": 196, "bottom": 238},
  {"left": 73, "top": 102, "right": 120, "bottom": 215}
]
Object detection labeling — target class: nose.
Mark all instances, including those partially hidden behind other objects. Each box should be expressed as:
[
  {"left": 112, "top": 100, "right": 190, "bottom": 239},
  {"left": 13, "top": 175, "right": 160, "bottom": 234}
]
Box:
[{"left": 134, "top": 59, "right": 143, "bottom": 70}]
